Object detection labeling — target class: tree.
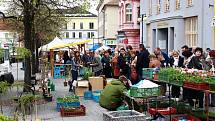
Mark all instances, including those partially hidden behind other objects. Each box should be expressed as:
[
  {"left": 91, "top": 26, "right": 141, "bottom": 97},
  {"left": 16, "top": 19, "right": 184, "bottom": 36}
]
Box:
[{"left": 4, "top": 0, "right": 91, "bottom": 92}]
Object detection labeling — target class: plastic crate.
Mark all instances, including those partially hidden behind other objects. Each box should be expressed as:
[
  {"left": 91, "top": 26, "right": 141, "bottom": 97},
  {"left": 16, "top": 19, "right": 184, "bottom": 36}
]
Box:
[
  {"left": 84, "top": 91, "right": 92, "bottom": 100},
  {"left": 129, "top": 87, "right": 160, "bottom": 98},
  {"left": 92, "top": 91, "right": 101, "bottom": 103},
  {"left": 67, "top": 102, "right": 80, "bottom": 107},
  {"left": 60, "top": 105, "right": 86, "bottom": 117},
  {"left": 172, "top": 115, "right": 201, "bottom": 121},
  {"left": 158, "top": 73, "right": 170, "bottom": 82},
  {"left": 56, "top": 102, "right": 80, "bottom": 112},
  {"left": 54, "top": 67, "right": 61, "bottom": 79},
  {"left": 148, "top": 107, "right": 177, "bottom": 115},
  {"left": 183, "top": 81, "right": 209, "bottom": 90},
  {"left": 142, "top": 68, "right": 154, "bottom": 80}
]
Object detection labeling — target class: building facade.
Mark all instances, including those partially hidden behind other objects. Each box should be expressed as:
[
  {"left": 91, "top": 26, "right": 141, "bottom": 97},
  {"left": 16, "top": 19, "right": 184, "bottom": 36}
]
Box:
[
  {"left": 97, "top": 0, "right": 119, "bottom": 47},
  {"left": 61, "top": 10, "right": 98, "bottom": 48},
  {"left": 0, "top": 19, "right": 19, "bottom": 54},
  {"left": 118, "top": 0, "right": 140, "bottom": 50},
  {"left": 141, "top": 0, "right": 214, "bottom": 53}
]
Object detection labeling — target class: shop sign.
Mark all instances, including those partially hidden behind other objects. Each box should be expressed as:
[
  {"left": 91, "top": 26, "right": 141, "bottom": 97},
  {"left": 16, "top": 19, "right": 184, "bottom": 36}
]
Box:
[{"left": 105, "top": 40, "right": 116, "bottom": 45}]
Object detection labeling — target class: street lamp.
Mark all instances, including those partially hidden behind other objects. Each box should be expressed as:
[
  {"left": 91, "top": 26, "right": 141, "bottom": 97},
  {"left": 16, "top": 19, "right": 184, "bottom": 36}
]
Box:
[
  {"left": 138, "top": 14, "right": 147, "bottom": 45},
  {"left": 92, "top": 35, "right": 95, "bottom": 52}
]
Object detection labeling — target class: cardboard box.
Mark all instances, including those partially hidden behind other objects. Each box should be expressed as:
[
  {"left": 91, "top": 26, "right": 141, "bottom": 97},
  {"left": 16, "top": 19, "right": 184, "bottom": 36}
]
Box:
[
  {"left": 77, "top": 80, "right": 89, "bottom": 87},
  {"left": 89, "top": 77, "right": 104, "bottom": 91},
  {"left": 75, "top": 87, "right": 89, "bottom": 97}
]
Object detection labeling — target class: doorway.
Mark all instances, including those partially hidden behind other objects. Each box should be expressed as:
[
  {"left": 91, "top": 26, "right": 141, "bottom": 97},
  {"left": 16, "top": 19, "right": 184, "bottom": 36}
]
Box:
[{"left": 157, "top": 28, "right": 168, "bottom": 53}]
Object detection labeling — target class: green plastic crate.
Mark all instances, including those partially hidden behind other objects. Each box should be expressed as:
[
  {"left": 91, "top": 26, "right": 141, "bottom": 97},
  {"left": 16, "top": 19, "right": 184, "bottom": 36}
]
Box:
[
  {"left": 142, "top": 68, "right": 154, "bottom": 80},
  {"left": 158, "top": 73, "right": 170, "bottom": 83},
  {"left": 129, "top": 87, "right": 160, "bottom": 98}
]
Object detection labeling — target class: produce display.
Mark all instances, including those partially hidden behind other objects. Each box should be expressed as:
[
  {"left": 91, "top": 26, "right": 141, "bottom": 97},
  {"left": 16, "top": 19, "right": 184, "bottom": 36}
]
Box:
[
  {"left": 158, "top": 68, "right": 186, "bottom": 86},
  {"left": 56, "top": 95, "right": 80, "bottom": 112},
  {"left": 57, "top": 95, "right": 79, "bottom": 103},
  {"left": 156, "top": 68, "right": 215, "bottom": 90}
]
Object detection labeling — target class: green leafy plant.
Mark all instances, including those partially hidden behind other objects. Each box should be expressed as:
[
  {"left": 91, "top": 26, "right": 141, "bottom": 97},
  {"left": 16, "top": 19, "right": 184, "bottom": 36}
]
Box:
[
  {"left": 0, "top": 82, "right": 10, "bottom": 114},
  {"left": 0, "top": 48, "right": 4, "bottom": 59},
  {"left": 16, "top": 47, "right": 31, "bottom": 59},
  {"left": 82, "top": 69, "right": 93, "bottom": 80},
  {"left": 158, "top": 68, "right": 186, "bottom": 85},
  {"left": 57, "top": 95, "right": 79, "bottom": 103},
  {"left": 18, "top": 93, "right": 41, "bottom": 121},
  {"left": 0, "top": 114, "right": 16, "bottom": 121}
]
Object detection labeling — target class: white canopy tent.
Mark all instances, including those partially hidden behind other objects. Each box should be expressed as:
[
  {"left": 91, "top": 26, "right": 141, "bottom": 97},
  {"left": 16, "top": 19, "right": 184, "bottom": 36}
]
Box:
[
  {"left": 39, "top": 36, "right": 66, "bottom": 51},
  {"left": 95, "top": 45, "right": 110, "bottom": 52}
]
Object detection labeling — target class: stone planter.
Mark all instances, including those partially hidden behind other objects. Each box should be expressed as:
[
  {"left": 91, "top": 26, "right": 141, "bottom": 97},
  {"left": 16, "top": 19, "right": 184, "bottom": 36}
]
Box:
[{"left": 103, "top": 110, "right": 146, "bottom": 121}]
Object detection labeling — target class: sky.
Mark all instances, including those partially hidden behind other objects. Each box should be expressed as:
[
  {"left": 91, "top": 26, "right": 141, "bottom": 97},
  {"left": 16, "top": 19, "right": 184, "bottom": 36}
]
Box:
[{"left": 0, "top": 0, "right": 99, "bottom": 15}]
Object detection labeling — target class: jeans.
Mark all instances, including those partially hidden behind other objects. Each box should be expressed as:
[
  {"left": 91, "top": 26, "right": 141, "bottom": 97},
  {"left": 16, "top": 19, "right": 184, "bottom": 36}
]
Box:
[{"left": 69, "top": 70, "right": 78, "bottom": 92}]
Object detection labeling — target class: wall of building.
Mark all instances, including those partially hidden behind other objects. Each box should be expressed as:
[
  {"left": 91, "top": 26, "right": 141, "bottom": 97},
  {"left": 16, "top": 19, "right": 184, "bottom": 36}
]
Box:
[
  {"left": 61, "top": 17, "right": 98, "bottom": 43},
  {"left": 141, "top": 0, "right": 214, "bottom": 51},
  {"left": 105, "top": 6, "right": 119, "bottom": 39}
]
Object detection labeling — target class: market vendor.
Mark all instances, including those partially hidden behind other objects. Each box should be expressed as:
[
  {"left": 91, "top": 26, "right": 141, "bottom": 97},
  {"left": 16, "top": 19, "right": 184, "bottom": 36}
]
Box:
[{"left": 99, "top": 76, "right": 131, "bottom": 111}]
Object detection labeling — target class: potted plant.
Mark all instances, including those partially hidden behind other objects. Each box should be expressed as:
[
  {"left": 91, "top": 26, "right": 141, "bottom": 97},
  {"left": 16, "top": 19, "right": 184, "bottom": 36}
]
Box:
[
  {"left": 0, "top": 82, "right": 10, "bottom": 114},
  {"left": 18, "top": 93, "right": 41, "bottom": 121}
]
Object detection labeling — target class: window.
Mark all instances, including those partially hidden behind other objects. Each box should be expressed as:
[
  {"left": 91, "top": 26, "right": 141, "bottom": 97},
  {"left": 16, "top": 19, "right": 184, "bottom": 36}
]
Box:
[
  {"left": 89, "top": 22, "right": 94, "bottom": 29},
  {"left": 87, "top": 32, "right": 91, "bottom": 38},
  {"left": 148, "top": 0, "right": 152, "bottom": 16},
  {"left": 63, "top": 23, "right": 67, "bottom": 29},
  {"left": 126, "top": 4, "right": 132, "bottom": 22},
  {"left": 79, "top": 32, "right": 82, "bottom": 38},
  {"left": 187, "top": 0, "right": 193, "bottom": 7},
  {"left": 165, "top": 0, "right": 170, "bottom": 12},
  {"left": 5, "top": 33, "right": 8, "bottom": 38},
  {"left": 72, "top": 32, "right": 75, "bottom": 38},
  {"left": 91, "top": 32, "right": 94, "bottom": 38},
  {"left": 185, "top": 17, "right": 198, "bottom": 47},
  {"left": 157, "top": 0, "right": 161, "bottom": 14},
  {"left": 80, "top": 22, "right": 83, "bottom": 29},
  {"left": 72, "top": 23, "right": 75, "bottom": 29},
  {"left": 176, "top": 0, "right": 180, "bottom": 10},
  {"left": 65, "top": 32, "right": 69, "bottom": 38}
]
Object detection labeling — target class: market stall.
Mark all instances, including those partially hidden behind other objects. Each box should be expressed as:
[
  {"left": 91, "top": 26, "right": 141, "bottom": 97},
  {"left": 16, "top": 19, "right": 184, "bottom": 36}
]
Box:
[{"left": 125, "top": 67, "right": 215, "bottom": 121}]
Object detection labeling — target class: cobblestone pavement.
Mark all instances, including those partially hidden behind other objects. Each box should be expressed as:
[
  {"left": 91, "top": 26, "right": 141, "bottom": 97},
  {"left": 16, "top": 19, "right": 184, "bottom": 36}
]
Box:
[{"left": 3, "top": 78, "right": 107, "bottom": 121}]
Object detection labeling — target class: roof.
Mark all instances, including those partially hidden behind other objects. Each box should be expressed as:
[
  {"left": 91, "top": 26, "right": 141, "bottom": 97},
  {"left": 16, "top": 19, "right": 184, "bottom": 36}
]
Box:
[
  {"left": 0, "top": 19, "right": 12, "bottom": 30},
  {"left": 57, "top": 7, "right": 97, "bottom": 17},
  {"left": 97, "top": 0, "right": 119, "bottom": 11},
  {"left": 106, "top": 0, "right": 119, "bottom": 6}
]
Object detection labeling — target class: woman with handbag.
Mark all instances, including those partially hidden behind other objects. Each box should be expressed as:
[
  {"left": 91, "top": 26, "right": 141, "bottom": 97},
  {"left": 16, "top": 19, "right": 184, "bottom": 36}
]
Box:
[
  {"left": 129, "top": 51, "right": 138, "bottom": 84},
  {"left": 112, "top": 52, "right": 120, "bottom": 79},
  {"left": 69, "top": 51, "right": 82, "bottom": 92}
]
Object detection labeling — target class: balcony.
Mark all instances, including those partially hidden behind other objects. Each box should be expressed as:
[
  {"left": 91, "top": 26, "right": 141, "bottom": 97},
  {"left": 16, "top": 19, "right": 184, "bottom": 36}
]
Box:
[{"left": 119, "top": 22, "right": 140, "bottom": 31}]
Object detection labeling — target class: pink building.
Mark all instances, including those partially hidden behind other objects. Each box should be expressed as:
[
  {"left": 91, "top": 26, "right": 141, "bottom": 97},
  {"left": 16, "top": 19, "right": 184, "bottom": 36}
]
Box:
[{"left": 118, "top": 0, "right": 140, "bottom": 50}]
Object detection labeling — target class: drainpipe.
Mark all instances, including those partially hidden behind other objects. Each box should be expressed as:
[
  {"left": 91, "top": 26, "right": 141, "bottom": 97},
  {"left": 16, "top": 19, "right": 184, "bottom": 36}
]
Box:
[
  {"left": 214, "top": 0, "right": 215, "bottom": 48},
  {"left": 201, "top": 0, "right": 204, "bottom": 48}
]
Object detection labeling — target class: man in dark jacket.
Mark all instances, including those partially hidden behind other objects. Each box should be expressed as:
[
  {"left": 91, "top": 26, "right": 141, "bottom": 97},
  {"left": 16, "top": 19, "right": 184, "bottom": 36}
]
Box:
[
  {"left": 118, "top": 48, "right": 130, "bottom": 78},
  {"left": 136, "top": 44, "right": 150, "bottom": 82}
]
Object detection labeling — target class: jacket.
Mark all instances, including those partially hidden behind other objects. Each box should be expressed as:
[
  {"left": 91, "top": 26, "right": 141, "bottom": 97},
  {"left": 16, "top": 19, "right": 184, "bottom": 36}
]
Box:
[
  {"left": 136, "top": 49, "right": 150, "bottom": 69},
  {"left": 169, "top": 56, "right": 184, "bottom": 67},
  {"left": 187, "top": 56, "right": 203, "bottom": 70},
  {"left": 117, "top": 54, "right": 130, "bottom": 70},
  {"left": 71, "top": 57, "right": 80, "bottom": 71},
  {"left": 99, "top": 80, "right": 127, "bottom": 110}
]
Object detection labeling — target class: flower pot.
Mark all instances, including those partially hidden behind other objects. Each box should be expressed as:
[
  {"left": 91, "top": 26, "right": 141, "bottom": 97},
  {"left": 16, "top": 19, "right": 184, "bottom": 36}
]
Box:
[
  {"left": 45, "top": 96, "right": 52, "bottom": 102},
  {"left": 64, "top": 81, "right": 68, "bottom": 87}
]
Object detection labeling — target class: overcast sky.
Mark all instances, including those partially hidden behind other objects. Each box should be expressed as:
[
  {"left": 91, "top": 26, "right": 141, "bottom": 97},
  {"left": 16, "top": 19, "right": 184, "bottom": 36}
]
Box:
[{"left": 0, "top": 0, "right": 99, "bottom": 15}]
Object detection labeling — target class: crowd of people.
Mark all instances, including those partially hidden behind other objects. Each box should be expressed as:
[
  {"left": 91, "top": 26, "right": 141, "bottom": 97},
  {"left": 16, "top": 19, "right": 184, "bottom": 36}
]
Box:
[{"left": 56, "top": 44, "right": 215, "bottom": 110}]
